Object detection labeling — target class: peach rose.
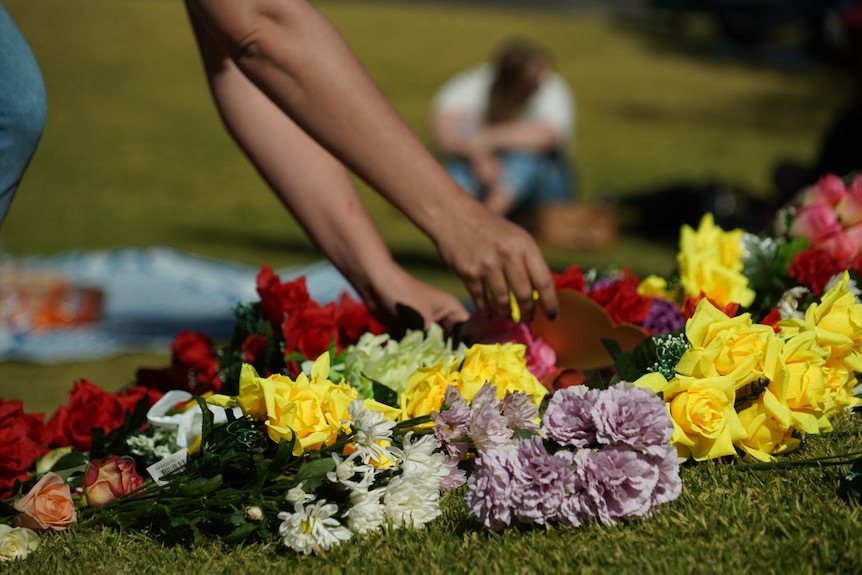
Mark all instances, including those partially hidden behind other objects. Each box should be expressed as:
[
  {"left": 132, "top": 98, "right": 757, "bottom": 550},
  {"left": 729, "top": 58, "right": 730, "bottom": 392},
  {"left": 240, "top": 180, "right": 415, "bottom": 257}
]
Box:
[
  {"left": 13, "top": 472, "right": 76, "bottom": 531},
  {"left": 83, "top": 455, "right": 145, "bottom": 507}
]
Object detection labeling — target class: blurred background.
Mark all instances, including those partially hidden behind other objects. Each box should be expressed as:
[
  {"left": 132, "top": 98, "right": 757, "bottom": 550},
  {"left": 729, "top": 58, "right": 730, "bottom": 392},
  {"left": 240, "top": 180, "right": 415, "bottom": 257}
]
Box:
[{"left": 1, "top": 0, "right": 858, "bottom": 413}]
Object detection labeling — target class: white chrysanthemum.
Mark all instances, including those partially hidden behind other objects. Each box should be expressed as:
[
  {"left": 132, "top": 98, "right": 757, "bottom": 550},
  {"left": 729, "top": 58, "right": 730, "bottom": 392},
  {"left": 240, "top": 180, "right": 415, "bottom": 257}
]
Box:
[
  {"left": 382, "top": 475, "right": 441, "bottom": 529},
  {"left": 327, "top": 452, "right": 375, "bottom": 493},
  {"left": 390, "top": 432, "right": 448, "bottom": 487},
  {"left": 346, "top": 399, "right": 397, "bottom": 464},
  {"left": 777, "top": 286, "right": 810, "bottom": 320},
  {"left": 277, "top": 500, "right": 352, "bottom": 555},
  {"left": 344, "top": 488, "right": 386, "bottom": 535}
]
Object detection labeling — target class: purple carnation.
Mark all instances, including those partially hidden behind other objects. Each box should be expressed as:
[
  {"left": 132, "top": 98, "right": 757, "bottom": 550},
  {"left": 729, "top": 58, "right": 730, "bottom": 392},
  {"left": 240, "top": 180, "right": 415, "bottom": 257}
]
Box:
[
  {"left": 642, "top": 298, "right": 685, "bottom": 335},
  {"left": 468, "top": 383, "right": 515, "bottom": 452},
  {"left": 464, "top": 447, "right": 517, "bottom": 531},
  {"left": 509, "top": 436, "right": 567, "bottom": 525},
  {"left": 542, "top": 385, "right": 600, "bottom": 448},
  {"left": 432, "top": 386, "right": 471, "bottom": 455},
  {"left": 551, "top": 451, "right": 589, "bottom": 528},
  {"left": 577, "top": 445, "right": 660, "bottom": 525},
  {"left": 646, "top": 443, "right": 682, "bottom": 506},
  {"left": 593, "top": 382, "right": 674, "bottom": 455},
  {"left": 440, "top": 454, "right": 468, "bottom": 491},
  {"left": 502, "top": 391, "right": 539, "bottom": 432}
]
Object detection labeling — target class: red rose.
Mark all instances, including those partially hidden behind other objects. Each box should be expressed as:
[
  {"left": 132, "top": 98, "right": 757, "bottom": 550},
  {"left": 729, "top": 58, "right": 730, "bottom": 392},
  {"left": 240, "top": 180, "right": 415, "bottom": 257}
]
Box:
[
  {"left": 279, "top": 276, "right": 312, "bottom": 315},
  {"left": 282, "top": 301, "right": 339, "bottom": 361},
  {"left": 255, "top": 265, "right": 311, "bottom": 323},
  {"left": 241, "top": 333, "right": 269, "bottom": 363},
  {"left": 171, "top": 330, "right": 221, "bottom": 394},
  {"left": 788, "top": 247, "right": 847, "bottom": 296},
  {"left": 0, "top": 400, "right": 50, "bottom": 499},
  {"left": 256, "top": 264, "right": 285, "bottom": 323},
  {"left": 681, "top": 293, "right": 739, "bottom": 319},
  {"left": 760, "top": 308, "right": 782, "bottom": 333},
  {"left": 553, "top": 265, "right": 586, "bottom": 292},
  {"left": 46, "top": 379, "right": 149, "bottom": 452},
  {"left": 587, "top": 272, "right": 651, "bottom": 326},
  {"left": 334, "top": 293, "right": 385, "bottom": 346}
]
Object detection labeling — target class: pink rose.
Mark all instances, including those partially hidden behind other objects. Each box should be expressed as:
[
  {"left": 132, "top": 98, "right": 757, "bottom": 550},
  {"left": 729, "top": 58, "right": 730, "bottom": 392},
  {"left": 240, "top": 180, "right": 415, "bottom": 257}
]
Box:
[
  {"left": 524, "top": 336, "right": 558, "bottom": 381},
  {"left": 804, "top": 173, "right": 846, "bottom": 206},
  {"left": 789, "top": 203, "right": 842, "bottom": 242},
  {"left": 819, "top": 229, "right": 858, "bottom": 263},
  {"left": 83, "top": 456, "right": 145, "bottom": 507},
  {"left": 836, "top": 176, "right": 862, "bottom": 227},
  {"left": 14, "top": 472, "right": 76, "bottom": 531}
]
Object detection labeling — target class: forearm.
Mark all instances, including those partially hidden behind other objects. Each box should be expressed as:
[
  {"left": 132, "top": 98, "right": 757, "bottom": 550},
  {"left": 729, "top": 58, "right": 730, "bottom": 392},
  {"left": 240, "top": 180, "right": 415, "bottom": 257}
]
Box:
[
  {"left": 187, "top": 0, "right": 472, "bottom": 242},
  {"left": 186, "top": 8, "right": 400, "bottom": 305}
]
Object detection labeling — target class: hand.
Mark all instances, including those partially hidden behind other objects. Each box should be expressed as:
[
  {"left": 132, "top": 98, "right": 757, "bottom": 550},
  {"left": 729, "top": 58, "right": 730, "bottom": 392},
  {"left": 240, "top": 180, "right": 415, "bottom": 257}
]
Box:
[
  {"left": 362, "top": 267, "right": 470, "bottom": 334},
  {"left": 434, "top": 199, "right": 559, "bottom": 323},
  {"left": 471, "top": 151, "right": 500, "bottom": 189}
]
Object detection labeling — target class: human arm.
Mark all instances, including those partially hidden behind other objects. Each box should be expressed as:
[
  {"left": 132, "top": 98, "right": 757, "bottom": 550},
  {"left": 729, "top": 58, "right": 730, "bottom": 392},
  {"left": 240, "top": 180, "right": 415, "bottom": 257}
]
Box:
[
  {"left": 185, "top": 0, "right": 560, "bottom": 321},
  {"left": 185, "top": 3, "right": 469, "bottom": 330}
]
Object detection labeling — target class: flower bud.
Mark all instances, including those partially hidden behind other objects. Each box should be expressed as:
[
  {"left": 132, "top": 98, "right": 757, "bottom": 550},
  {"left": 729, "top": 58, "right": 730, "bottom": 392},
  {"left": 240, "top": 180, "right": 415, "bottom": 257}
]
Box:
[{"left": 244, "top": 506, "right": 264, "bottom": 521}]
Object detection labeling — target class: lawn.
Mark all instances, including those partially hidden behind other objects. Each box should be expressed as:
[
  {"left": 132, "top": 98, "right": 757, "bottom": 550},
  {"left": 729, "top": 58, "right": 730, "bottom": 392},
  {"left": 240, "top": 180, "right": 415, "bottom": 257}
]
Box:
[{"left": 2, "top": 1, "right": 860, "bottom": 571}]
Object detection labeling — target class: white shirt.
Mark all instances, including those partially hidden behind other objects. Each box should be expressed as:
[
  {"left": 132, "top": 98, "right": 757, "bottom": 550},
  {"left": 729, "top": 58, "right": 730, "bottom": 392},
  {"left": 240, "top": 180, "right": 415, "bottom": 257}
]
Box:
[{"left": 431, "top": 63, "right": 575, "bottom": 146}]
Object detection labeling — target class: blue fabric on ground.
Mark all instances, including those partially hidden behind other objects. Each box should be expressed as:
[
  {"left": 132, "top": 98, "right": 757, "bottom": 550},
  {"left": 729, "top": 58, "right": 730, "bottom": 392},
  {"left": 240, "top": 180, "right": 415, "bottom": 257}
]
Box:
[{"left": 0, "top": 246, "right": 357, "bottom": 364}]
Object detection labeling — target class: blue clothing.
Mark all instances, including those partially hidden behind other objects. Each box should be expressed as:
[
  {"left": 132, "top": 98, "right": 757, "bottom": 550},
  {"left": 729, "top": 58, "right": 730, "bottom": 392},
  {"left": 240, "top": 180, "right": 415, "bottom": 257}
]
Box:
[
  {"left": 0, "top": 2, "right": 47, "bottom": 227},
  {"left": 444, "top": 151, "right": 575, "bottom": 211}
]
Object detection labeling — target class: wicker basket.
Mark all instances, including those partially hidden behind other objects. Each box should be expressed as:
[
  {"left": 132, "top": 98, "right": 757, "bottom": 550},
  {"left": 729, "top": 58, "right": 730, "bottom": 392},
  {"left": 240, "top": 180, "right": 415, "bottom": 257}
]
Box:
[{"left": 535, "top": 202, "right": 618, "bottom": 251}]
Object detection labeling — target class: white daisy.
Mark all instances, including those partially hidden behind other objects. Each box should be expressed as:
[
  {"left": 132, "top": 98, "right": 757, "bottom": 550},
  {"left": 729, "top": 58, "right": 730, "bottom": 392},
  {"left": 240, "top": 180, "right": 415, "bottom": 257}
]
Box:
[
  {"left": 346, "top": 399, "right": 397, "bottom": 465},
  {"left": 277, "top": 500, "right": 352, "bottom": 555},
  {"left": 327, "top": 452, "right": 375, "bottom": 493}
]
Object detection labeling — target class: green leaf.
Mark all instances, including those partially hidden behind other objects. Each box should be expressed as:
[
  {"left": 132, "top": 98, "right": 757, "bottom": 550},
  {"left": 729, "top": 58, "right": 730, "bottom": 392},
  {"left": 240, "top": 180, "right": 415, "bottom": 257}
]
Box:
[
  {"left": 372, "top": 379, "right": 400, "bottom": 408},
  {"left": 196, "top": 395, "right": 215, "bottom": 453},
  {"left": 294, "top": 457, "right": 336, "bottom": 483}
]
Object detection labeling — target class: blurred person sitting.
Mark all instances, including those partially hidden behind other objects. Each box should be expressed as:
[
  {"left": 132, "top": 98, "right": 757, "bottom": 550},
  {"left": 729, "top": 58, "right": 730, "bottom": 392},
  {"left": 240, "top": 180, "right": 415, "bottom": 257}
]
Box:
[{"left": 429, "top": 39, "right": 576, "bottom": 226}]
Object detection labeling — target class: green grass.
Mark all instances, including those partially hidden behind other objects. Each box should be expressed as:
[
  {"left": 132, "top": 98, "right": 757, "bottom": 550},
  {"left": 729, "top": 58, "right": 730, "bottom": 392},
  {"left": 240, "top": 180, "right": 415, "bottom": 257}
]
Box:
[
  {"left": 1, "top": 2, "right": 859, "bottom": 570},
  {"left": 7, "top": 414, "right": 862, "bottom": 574}
]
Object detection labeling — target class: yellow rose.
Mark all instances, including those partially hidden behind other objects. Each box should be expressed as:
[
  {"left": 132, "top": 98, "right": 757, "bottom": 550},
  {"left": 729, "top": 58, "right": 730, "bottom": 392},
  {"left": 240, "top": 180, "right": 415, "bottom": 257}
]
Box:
[
  {"left": 402, "top": 359, "right": 461, "bottom": 419},
  {"left": 735, "top": 398, "right": 800, "bottom": 462},
  {"left": 667, "top": 375, "right": 748, "bottom": 461},
  {"left": 633, "top": 371, "right": 687, "bottom": 398},
  {"left": 778, "top": 272, "right": 862, "bottom": 416},
  {"left": 458, "top": 343, "right": 548, "bottom": 406},
  {"left": 677, "top": 213, "right": 755, "bottom": 308},
  {"left": 821, "top": 362, "right": 862, "bottom": 418},
  {"left": 677, "top": 299, "right": 780, "bottom": 390},
  {"left": 237, "top": 363, "right": 273, "bottom": 420},
  {"left": 204, "top": 363, "right": 271, "bottom": 419},
  {"left": 778, "top": 330, "right": 831, "bottom": 433}
]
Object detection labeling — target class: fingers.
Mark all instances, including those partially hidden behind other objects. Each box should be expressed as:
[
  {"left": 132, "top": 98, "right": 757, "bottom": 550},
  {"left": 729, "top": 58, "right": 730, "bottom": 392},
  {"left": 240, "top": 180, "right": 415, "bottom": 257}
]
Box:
[{"left": 525, "top": 248, "right": 559, "bottom": 321}]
